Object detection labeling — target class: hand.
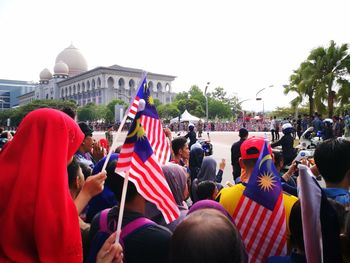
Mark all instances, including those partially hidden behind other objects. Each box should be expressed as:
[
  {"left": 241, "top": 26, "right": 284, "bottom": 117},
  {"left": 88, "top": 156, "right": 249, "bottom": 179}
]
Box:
[
  {"left": 219, "top": 159, "right": 226, "bottom": 170},
  {"left": 82, "top": 171, "right": 107, "bottom": 199},
  {"left": 96, "top": 233, "right": 124, "bottom": 263},
  {"left": 92, "top": 141, "right": 105, "bottom": 162}
]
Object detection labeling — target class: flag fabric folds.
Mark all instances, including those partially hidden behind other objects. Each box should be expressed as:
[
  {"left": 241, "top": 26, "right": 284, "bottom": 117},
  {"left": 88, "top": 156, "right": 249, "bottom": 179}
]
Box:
[
  {"left": 127, "top": 75, "right": 170, "bottom": 165},
  {"left": 116, "top": 111, "right": 180, "bottom": 224},
  {"left": 232, "top": 141, "right": 287, "bottom": 263},
  {"left": 297, "top": 165, "right": 343, "bottom": 263}
]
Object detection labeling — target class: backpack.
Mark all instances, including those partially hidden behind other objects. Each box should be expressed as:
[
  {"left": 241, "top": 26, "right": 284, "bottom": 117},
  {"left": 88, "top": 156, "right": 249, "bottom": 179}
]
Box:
[{"left": 87, "top": 208, "right": 155, "bottom": 263}]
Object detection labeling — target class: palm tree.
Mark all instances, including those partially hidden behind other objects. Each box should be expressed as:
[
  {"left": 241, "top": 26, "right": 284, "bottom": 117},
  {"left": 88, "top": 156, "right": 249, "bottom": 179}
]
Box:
[{"left": 306, "top": 40, "right": 350, "bottom": 117}]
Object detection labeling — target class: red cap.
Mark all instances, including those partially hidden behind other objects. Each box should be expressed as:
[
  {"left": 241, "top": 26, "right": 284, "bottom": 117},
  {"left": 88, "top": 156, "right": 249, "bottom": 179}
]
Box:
[{"left": 240, "top": 136, "right": 272, "bottom": 160}]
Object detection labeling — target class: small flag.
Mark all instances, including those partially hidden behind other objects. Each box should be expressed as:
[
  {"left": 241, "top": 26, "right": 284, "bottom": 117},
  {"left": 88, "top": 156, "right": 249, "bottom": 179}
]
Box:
[
  {"left": 127, "top": 75, "right": 170, "bottom": 164},
  {"left": 116, "top": 110, "right": 179, "bottom": 224},
  {"left": 232, "top": 140, "right": 287, "bottom": 263}
]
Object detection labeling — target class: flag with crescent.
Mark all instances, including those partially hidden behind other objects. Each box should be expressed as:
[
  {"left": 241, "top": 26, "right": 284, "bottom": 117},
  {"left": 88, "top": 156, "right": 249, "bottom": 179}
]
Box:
[
  {"left": 232, "top": 140, "right": 287, "bottom": 263},
  {"left": 116, "top": 110, "right": 180, "bottom": 224},
  {"left": 127, "top": 75, "right": 171, "bottom": 165}
]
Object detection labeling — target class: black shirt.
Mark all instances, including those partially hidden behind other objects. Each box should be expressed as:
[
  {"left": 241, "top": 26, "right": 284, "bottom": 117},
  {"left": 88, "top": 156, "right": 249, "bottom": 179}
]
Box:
[
  {"left": 88, "top": 206, "right": 172, "bottom": 263},
  {"left": 231, "top": 138, "right": 245, "bottom": 179},
  {"left": 185, "top": 130, "right": 197, "bottom": 148}
]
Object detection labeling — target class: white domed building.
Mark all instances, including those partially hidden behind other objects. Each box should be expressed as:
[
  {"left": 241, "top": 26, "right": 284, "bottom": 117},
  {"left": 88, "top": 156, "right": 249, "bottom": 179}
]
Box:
[{"left": 21, "top": 44, "right": 176, "bottom": 106}]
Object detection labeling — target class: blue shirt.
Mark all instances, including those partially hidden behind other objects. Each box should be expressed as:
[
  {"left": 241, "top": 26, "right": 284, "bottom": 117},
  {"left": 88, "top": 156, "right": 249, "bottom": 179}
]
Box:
[{"left": 323, "top": 187, "right": 350, "bottom": 207}]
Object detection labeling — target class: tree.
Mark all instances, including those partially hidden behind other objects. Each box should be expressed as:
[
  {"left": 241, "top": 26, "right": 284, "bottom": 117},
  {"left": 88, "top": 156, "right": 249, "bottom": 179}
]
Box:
[
  {"left": 157, "top": 103, "right": 180, "bottom": 119},
  {"left": 174, "top": 91, "right": 189, "bottom": 101},
  {"left": 208, "top": 99, "right": 232, "bottom": 119},
  {"left": 176, "top": 99, "right": 205, "bottom": 117},
  {"left": 0, "top": 99, "right": 77, "bottom": 127},
  {"left": 306, "top": 40, "right": 350, "bottom": 117},
  {"left": 105, "top": 99, "right": 127, "bottom": 123}
]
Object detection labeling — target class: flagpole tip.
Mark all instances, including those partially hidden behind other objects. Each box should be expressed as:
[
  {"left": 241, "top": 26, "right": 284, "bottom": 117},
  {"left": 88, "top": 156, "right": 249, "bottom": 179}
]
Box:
[{"left": 138, "top": 99, "right": 146, "bottom": 112}]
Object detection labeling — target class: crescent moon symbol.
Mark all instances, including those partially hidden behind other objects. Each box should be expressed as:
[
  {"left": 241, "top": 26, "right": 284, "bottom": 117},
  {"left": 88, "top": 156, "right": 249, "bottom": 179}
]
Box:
[{"left": 258, "top": 155, "right": 272, "bottom": 169}]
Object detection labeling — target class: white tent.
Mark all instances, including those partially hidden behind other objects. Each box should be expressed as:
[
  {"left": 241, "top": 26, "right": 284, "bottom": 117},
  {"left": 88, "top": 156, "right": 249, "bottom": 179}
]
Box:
[{"left": 170, "top": 110, "right": 202, "bottom": 124}]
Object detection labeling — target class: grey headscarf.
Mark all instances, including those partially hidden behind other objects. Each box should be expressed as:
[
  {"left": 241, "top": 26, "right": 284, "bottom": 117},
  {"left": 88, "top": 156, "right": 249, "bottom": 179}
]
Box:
[
  {"left": 162, "top": 163, "right": 187, "bottom": 208},
  {"left": 197, "top": 156, "right": 217, "bottom": 182}
]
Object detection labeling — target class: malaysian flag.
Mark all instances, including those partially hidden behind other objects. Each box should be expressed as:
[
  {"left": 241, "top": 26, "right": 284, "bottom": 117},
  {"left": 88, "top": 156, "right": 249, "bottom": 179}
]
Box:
[
  {"left": 232, "top": 140, "right": 287, "bottom": 263},
  {"left": 127, "top": 75, "right": 171, "bottom": 164},
  {"left": 116, "top": 110, "right": 180, "bottom": 224}
]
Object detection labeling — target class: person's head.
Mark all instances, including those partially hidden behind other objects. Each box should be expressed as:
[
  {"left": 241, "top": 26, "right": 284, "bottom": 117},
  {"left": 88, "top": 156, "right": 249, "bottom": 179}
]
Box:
[
  {"left": 238, "top": 128, "right": 248, "bottom": 139},
  {"left": 239, "top": 137, "right": 272, "bottom": 177},
  {"left": 162, "top": 163, "right": 189, "bottom": 206},
  {"left": 172, "top": 137, "right": 189, "bottom": 160},
  {"left": 78, "top": 122, "right": 94, "bottom": 153},
  {"left": 107, "top": 125, "right": 113, "bottom": 131},
  {"left": 79, "top": 161, "right": 92, "bottom": 179},
  {"left": 273, "top": 152, "right": 284, "bottom": 172},
  {"left": 105, "top": 160, "right": 139, "bottom": 204},
  {"left": 197, "top": 181, "right": 218, "bottom": 200},
  {"left": 67, "top": 156, "right": 85, "bottom": 198},
  {"left": 314, "top": 138, "right": 350, "bottom": 186},
  {"left": 171, "top": 208, "right": 247, "bottom": 263},
  {"left": 188, "top": 123, "right": 194, "bottom": 132},
  {"left": 197, "top": 156, "right": 217, "bottom": 182},
  {"left": 282, "top": 123, "right": 294, "bottom": 135},
  {"left": 61, "top": 107, "right": 76, "bottom": 120}
]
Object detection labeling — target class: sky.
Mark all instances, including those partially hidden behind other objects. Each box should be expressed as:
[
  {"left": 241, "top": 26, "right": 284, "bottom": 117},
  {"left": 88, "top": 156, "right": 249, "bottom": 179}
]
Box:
[{"left": 1, "top": 0, "right": 350, "bottom": 112}]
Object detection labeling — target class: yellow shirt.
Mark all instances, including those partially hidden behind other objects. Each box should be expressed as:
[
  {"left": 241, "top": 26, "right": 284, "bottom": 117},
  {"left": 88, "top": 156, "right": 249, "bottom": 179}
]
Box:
[{"left": 217, "top": 183, "right": 298, "bottom": 237}]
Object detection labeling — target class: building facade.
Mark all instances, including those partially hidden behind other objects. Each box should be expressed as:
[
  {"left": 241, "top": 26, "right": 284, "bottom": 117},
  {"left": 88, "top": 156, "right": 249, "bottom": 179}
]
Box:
[
  {"left": 19, "top": 44, "right": 176, "bottom": 106},
  {"left": 0, "top": 79, "right": 36, "bottom": 110}
]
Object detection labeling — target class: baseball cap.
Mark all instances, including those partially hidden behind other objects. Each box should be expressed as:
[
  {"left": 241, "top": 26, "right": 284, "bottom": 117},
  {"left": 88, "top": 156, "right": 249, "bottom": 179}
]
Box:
[
  {"left": 78, "top": 122, "right": 94, "bottom": 137},
  {"left": 238, "top": 128, "right": 248, "bottom": 138},
  {"left": 240, "top": 136, "right": 272, "bottom": 160}
]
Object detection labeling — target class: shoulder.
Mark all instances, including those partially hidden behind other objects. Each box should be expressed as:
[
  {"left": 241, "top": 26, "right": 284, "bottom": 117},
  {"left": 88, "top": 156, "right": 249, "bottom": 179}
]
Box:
[{"left": 217, "top": 184, "right": 245, "bottom": 215}]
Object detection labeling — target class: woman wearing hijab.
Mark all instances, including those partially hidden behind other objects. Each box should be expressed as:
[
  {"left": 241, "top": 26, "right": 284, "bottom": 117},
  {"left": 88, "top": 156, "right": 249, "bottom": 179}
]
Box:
[
  {"left": 189, "top": 145, "right": 204, "bottom": 182},
  {"left": 191, "top": 156, "right": 225, "bottom": 203},
  {"left": 161, "top": 163, "right": 189, "bottom": 232},
  {"left": 0, "top": 108, "right": 84, "bottom": 262}
]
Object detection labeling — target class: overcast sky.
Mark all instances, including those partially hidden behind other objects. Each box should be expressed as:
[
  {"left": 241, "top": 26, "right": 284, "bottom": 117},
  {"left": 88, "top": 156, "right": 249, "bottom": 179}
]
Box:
[{"left": 1, "top": 0, "right": 349, "bottom": 111}]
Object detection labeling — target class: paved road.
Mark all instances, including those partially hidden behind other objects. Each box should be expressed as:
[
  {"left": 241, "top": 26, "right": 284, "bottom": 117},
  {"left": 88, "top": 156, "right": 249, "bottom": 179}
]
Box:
[{"left": 94, "top": 131, "right": 275, "bottom": 185}]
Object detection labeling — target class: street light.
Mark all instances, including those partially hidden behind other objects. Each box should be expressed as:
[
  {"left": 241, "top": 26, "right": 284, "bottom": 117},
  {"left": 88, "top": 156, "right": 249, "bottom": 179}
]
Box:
[
  {"left": 204, "top": 82, "right": 210, "bottom": 122},
  {"left": 238, "top": 98, "right": 255, "bottom": 127},
  {"left": 255, "top": 85, "right": 273, "bottom": 119}
]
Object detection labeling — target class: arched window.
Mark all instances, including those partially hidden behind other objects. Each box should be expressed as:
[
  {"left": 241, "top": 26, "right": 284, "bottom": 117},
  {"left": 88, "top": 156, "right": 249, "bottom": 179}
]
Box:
[
  {"left": 157, "top": 82, "right": 163, "bottom": 92},
  {"left": 118, "top": 78, "right": 125, "bottom": 89},
  {"left": 86, "top": 81, "right": 90, "bottom": 92},
  {"left": 107, "top": 77, "right": 114, "bottom": 89},
  {"left": 92, "top": 79, "right": 96, "bottom": 90},
  {"left": 97, "top": 77, "right": 101, "bottom": 89}
]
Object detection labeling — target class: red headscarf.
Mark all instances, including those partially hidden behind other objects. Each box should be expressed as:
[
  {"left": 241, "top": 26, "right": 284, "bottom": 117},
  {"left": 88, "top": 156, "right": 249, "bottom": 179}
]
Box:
[{"left": 0, "top": 108, "right": 84, "bottom": 262}]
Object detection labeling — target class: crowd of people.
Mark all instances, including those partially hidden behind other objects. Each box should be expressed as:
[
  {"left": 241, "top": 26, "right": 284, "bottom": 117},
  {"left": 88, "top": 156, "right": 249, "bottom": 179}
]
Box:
[{"left": 0, "top": 107, "right": 350, "bottom": 263}]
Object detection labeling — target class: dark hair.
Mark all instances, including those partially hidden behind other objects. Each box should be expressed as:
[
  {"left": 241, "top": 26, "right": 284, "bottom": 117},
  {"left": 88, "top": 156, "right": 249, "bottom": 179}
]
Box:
[
  {"left": 79, "top": 162, "right": 92, "bottom": 180},
  {"left": 242, "top": 158, "right": 258, "bottom": 169},
  {"left": 171, "top": 209, "right": 247, "bottom": 263},
  {"left": 61, "top": 107, "right": 76, "bottom": 119},
  {"left": 314, "top": 138, "right": 350, "bottom": 183},
  {"left": 197, "top": 181, "right": 216, "bottom": 201},
  {"left": 67, "top": 157, "right": 80, "bottom": 189},
  {"left": 289, "top": 200, "right": 304, "bottom": 252},
  {"left": 273, "top": 152, "right": 284, "bottom": 167},
  {"left": 105, "top": 160, "right": 138, "bottom": 203},
  {"left": 172, "top": 137, "right": 188, "bottom": 156}
]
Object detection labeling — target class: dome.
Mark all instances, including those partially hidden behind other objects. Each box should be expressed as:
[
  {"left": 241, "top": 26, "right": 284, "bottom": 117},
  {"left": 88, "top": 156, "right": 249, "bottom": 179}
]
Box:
[
  {"left": 55, "top": 44, "right": 88, "bottom": 76},
  {"left": 39, "top": 68, "right": 52, "bottom": 80},
  {"left": 54, "top": 60, "right": 69, "bottom": 76}
]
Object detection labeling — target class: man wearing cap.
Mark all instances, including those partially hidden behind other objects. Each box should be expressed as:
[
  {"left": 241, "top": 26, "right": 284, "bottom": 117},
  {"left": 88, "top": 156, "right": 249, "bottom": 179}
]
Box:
[
  {"left": 75, "top": 122, "right": 104, "bottom": 169},
  {"left": 217, "top": 137, "right": 297, "bottom": 239},
  {"left": 231, "top": 128, "right": 248, "bottom": 181}
]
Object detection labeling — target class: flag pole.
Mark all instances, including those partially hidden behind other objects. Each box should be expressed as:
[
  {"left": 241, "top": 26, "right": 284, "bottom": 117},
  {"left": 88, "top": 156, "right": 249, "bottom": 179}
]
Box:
[
  {"left": 100, "top": 71, "right": 147, "bottom": 172},
  {"left": 115, "top": 171, "right": 130, "bottom": 244}
]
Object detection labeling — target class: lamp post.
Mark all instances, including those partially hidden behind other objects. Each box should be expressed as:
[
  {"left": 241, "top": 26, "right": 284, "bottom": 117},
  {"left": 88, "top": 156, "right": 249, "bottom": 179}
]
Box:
[
  {"left": 255, "top": 85, "right": 273, "bottom": 120},
  {"left": 204, "top": 82, "right": 210, "bottom": 123},
  {"left": 238, "top": 98, "right": 255, "bottom": 127}
]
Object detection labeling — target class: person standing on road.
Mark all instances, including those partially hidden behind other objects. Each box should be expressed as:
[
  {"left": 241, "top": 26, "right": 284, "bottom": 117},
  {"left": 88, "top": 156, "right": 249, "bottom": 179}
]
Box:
[
  {"left": 231, "top": 128, "right": 249, "bottom": 181},
  {"left": 270, "top": 116, "right": 276, "bottom": 142}
]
